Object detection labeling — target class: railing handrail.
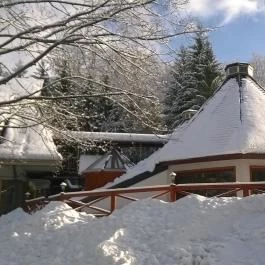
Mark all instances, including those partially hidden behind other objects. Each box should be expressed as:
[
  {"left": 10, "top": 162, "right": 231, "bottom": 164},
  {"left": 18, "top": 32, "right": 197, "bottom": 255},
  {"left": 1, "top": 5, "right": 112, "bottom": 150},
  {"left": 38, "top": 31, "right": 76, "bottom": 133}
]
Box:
[
  {"left": 23, "top": 182, "right": 265, "bottom": 214},
  {"left": 25, "top": 181, "right": 265, "bottom": 204}
]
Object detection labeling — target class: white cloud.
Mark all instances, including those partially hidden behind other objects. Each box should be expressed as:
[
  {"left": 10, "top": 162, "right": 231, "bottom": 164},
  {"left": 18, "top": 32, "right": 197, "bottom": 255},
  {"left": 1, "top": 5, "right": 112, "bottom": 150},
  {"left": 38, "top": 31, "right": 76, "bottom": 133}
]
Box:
[{"left": 186, "top": 0, "right": 263, "bottom": 24}]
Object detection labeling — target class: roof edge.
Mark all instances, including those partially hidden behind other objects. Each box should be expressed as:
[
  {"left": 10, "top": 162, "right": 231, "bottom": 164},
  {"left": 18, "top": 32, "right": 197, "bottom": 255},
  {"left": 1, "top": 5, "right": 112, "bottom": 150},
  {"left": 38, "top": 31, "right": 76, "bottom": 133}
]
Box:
[
  {"left": 0, "top": 158, "right": 61, "bottom": 166},
  {"left": 160, "top": 153, "right": 265, "bottom": 166},
  {"left": 109, "top": 164, "right": 167, "bottom": 189},
  {"left": 82, "top": 169, "right": 126, "bottom": 174}
]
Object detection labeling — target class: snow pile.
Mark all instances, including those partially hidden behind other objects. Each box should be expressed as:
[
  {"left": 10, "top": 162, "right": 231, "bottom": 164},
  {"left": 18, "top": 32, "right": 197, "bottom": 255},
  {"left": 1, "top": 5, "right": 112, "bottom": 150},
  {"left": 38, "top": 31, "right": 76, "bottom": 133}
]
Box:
[{"left": 1, "top": 195, "right": 265, "bottom": 264}]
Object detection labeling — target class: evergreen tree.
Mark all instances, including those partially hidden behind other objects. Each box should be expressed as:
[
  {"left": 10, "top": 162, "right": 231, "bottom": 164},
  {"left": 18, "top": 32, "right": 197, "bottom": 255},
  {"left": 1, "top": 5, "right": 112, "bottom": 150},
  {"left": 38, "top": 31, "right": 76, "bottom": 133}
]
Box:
[
  {"left": 190, "top": 31, "right": 222, "bottom": 99},
  {"left": 76, "top": 74, "right": 121, "bottom": 132},
  {"left": 93, "top": 75, "right": 122, "bottom": 132},
  {"left": 164, "top": 47, "right": 200, "bottom": 129},
  {"left": 164, "top": 29, "right": 222, "bottom": 130}
]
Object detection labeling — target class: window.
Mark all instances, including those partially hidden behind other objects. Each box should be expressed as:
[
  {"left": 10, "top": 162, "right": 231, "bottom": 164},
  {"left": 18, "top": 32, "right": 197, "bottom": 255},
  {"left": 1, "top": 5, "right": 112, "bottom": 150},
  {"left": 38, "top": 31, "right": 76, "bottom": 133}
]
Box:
[
  {"left": 250, "top": 166, "right": 265, "bottom": 194},
  {"left": 227, "top": 66, "right": 238, "bottom": 75},
  {"left": 250, "top": 166, "right": 265, "bottom": 182},
  {"left": 174, "top": 167, "right": 236, "bottom": 197},
  {"left": 239, "top": 65, "right": 248, "bottom": 73}
]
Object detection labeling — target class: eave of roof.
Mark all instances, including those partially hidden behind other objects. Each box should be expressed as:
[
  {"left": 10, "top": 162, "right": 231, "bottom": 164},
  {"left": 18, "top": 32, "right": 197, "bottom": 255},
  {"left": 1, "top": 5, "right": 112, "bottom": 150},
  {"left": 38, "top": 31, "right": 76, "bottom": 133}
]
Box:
[
  {"left": 83, "top": 168, "right": 126, "bottom": 174},
  {"left": 58, "top": 131, "right": 168, "bottom": 147},
  {"left": 160, "top": 153, "right": 265, "bottom": 166},
  {"left": 0, "top": 158, "right": 61, "bottom": 166},
  {"left": 110, "top": 164, "right": 167, "bottom": 189}
]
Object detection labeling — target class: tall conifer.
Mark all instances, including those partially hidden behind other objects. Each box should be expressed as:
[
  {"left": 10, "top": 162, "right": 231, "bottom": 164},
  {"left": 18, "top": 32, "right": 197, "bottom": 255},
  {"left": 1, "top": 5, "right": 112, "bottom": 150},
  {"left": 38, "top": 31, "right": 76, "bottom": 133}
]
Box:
[
  {"left": 164, "top": 29, "right": 222, "bottom": 130},
  {"left": 190, "top": 31, "right": 222, "bottom": 99}
]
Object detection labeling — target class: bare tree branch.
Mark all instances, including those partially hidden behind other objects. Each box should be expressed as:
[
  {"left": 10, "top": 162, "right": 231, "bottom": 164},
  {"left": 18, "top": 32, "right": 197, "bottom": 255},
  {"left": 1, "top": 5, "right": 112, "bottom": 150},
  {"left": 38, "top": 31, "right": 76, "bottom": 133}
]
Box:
[{"left": 0, "top": 0, "right": 197, "bottom": 146}]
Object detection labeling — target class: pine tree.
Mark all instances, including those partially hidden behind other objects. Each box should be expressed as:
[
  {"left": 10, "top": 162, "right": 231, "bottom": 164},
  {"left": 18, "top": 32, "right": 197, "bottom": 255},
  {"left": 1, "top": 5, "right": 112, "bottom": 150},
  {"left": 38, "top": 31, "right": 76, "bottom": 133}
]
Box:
[
  {"left": 190, "top": 31, "right": 222, "bottom": 99},
  {"left": 77, "top": 74, "right": 121, "bottom": 132},
  {"left": 164, "top": 30, "right": 222, "bottom": 130},
  {"left": 164, "top": 47, "right": 200, "bottom": 129},
  {"left": 94, "top": 75, "right": 123, "bottom": 132}
]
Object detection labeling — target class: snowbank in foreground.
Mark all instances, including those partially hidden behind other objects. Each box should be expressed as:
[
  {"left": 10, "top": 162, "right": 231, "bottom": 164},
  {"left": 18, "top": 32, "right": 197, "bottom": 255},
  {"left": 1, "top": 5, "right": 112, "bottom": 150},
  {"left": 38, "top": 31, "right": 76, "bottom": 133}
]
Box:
[{"left": 1, "top": 195, "right": 265, "bottom": 265}]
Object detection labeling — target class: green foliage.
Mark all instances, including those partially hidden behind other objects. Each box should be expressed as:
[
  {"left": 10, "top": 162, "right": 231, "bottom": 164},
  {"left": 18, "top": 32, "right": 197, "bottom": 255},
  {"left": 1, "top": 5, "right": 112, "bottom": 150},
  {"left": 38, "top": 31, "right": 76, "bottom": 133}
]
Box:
[
  {"left": 44, "top": 60, "right": 121, "bottom": 132},
  {"left": 164, "top": 29, "right": 223, "bottom": 130},
  {"left": 164, "top": 47, "right": 199, "bottom": 129},
  {"left": 190, "top": 31, "right": 222, "bottom": 99}
]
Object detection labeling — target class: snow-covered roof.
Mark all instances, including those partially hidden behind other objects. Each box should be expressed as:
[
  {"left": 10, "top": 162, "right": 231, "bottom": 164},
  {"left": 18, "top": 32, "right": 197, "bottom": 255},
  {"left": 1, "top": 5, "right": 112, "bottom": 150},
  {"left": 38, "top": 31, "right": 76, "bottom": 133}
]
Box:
[
  {"left": 105, "top": 76, "right": 265, "bottom": 187},
  {"left": 78, "top": 155, "right": 102, "bottom": 174},
  {"left": 0, "top": 77, "right": 61, "bottom": 163},
  {"left": 63, "top": 131, "right": 168, "bottom": 146},
  {"left": 80, "top": 149, "right": 134, "bottom": 174}
]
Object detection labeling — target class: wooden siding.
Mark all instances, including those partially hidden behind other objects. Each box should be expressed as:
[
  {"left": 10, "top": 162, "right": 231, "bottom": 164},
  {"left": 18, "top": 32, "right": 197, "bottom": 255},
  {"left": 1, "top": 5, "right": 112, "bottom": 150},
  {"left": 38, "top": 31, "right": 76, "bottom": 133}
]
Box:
[{"left": 84, "top": 170, "right": 125, "bottom": 190}]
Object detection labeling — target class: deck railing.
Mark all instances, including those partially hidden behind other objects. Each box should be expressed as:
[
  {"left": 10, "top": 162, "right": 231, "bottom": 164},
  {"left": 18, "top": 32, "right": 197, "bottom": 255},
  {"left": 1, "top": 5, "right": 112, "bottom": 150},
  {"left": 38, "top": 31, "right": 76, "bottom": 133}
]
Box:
[{"left": 24, "top": 182, "right": 265, "bottom": 216}]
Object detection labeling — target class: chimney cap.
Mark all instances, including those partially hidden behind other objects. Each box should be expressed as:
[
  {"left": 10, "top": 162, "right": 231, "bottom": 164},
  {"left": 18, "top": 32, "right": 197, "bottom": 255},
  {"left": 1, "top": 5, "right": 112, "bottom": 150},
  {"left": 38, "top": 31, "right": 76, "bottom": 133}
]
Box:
[{"left": 225, "top": 62, "right": 254, "bottom": 79}]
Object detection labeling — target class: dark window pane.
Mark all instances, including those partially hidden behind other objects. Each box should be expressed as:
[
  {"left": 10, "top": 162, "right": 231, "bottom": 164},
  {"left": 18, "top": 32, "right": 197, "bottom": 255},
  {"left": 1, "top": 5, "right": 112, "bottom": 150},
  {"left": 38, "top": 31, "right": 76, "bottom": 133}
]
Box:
[
  {"left": 229, "top": 66, "right": 237, "bottom": 74},
  {"left": 252, "top": 169, "right": 265, "bottom": 181},
  {"left": 239, "top": 66, "right": 247, "bottom": 73},
  {"left": 175, "top": 168, "right": 235, "bottom": 197},
  {"left": 251, "top": 168, "right": 265, "bottom": 194}
]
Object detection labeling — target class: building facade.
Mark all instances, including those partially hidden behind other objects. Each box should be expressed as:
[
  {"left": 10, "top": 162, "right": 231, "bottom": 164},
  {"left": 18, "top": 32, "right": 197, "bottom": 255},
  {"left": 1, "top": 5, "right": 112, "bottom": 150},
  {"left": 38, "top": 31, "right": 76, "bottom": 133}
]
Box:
[
  {"left": 0, "top": 78, "right": 61, "bottom": 214},
  {"left": 103, "top": 63, "right": 265, "bottom": 192}
]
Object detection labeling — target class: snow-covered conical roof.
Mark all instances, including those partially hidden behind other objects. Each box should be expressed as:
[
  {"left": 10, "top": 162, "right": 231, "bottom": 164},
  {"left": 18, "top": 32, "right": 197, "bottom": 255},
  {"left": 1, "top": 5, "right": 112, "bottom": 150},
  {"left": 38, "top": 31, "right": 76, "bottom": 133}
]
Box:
[
  {"left": 105, "top": 72, "right": 265, "bottom": 187},
  {"left": 160, "top": 76, "right": 265, "bottom": 161}
]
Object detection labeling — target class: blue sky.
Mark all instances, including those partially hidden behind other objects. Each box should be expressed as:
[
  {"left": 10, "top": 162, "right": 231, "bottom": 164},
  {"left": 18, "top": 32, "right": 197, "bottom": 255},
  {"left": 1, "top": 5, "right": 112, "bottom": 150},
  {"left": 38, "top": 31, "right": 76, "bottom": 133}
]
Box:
[
  {"left": 208, "top": 14, "right": 265, "bottom": 64},
  {"left": 183, "top": 0, "right": 265, "bottom": 64}
]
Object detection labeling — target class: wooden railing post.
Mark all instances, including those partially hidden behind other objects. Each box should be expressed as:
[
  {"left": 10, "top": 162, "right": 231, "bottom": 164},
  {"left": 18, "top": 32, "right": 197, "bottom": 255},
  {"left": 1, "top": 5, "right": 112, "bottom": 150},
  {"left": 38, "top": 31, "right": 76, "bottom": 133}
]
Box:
[
  {"left": 60, "top": 192, "right": 65, "bottom": 202},
  {"left": 243, "top": 188, "right": 249, "bottom": 197},
  {"left": 170, "top": 184, "right": 176, "bottom": 202},
  {"left": 110, "top": 194, "right": 116, "bottom": 212}
]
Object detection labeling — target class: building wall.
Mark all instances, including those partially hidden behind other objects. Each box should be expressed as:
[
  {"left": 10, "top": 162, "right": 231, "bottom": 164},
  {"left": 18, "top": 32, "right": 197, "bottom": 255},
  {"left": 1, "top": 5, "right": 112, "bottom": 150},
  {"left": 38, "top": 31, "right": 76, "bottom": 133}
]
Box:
[
  {"left": 0, "top": 163, "right": 59, "bottom": 214},
  {"left": 60, "top": 158, "right": 265, "bottom": 215},
  {"left": 84, "top": 171, "right": 125, "bottom": 190},
  {"left": 131, "top": 171, "right": 168, "bottom": 187},
  {"left": 130, "top": 171, "right": 169, "bottom": 201},
  {"left": 0, "top": 166, "right": 17, "bottom": 179},
  {"left": 168, "top": 159, "right": 265, "bottom": 182}
]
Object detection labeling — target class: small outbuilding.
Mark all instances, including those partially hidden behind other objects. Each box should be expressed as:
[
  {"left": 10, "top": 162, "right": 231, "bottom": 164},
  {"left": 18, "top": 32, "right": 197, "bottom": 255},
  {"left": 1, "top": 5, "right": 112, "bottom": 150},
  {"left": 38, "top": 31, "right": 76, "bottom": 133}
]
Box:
[
  {"left": 0, "top": 77, "right": 61, "bottom": 214},
  {"left": 79, "top": 149, "right": 134, "bottom": 190}
]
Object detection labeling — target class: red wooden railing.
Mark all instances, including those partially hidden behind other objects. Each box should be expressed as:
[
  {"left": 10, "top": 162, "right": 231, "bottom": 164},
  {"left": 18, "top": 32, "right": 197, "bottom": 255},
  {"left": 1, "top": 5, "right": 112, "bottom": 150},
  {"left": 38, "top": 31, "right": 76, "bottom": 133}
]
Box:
[{"left": 23, "top": 182, "right": 265, "bottom": 216}]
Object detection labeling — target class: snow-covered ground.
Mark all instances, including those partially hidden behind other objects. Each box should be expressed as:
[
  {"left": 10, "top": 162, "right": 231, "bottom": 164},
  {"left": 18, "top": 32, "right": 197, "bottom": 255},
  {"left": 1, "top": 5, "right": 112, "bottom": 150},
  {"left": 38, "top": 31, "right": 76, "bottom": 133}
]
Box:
[{"left": 1, "top": 195, "right": 265, "bottom": 265}]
